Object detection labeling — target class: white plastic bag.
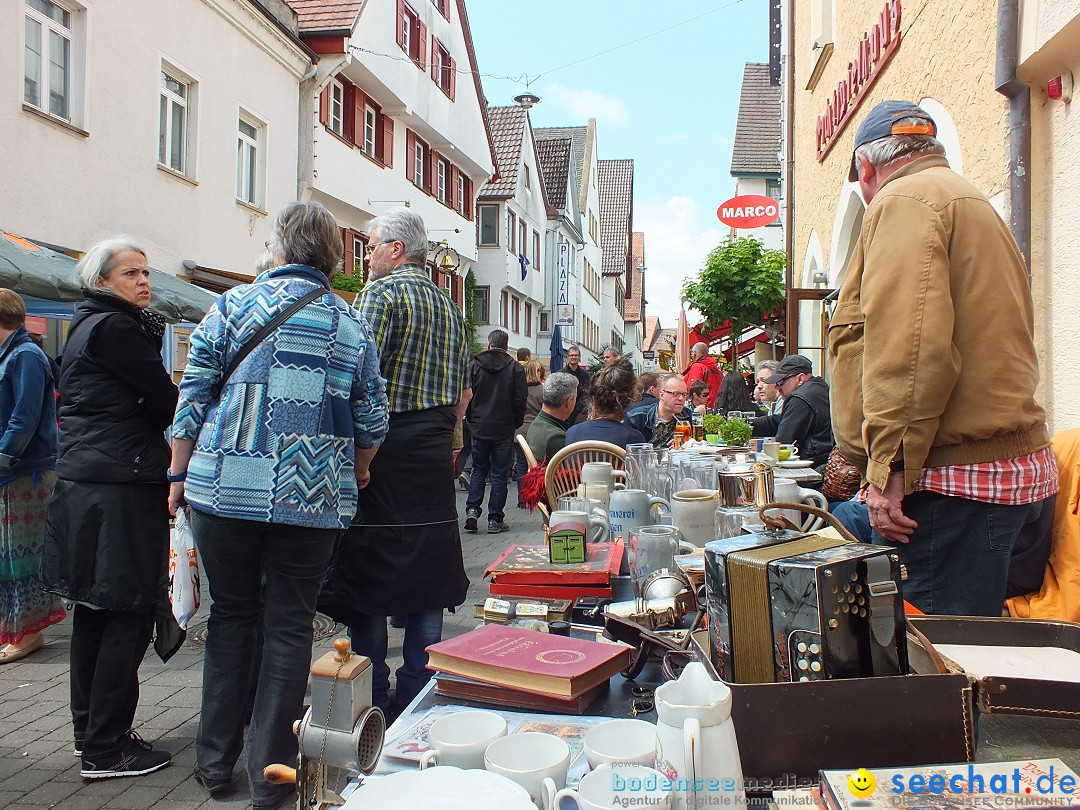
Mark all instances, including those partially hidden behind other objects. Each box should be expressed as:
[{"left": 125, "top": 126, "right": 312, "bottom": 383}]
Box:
[{"left": 169, "top": 510, "right": 201, "bottom": 630}]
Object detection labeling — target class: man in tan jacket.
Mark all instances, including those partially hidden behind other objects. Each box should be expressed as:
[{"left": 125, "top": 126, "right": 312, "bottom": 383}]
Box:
[{"left": 828, "top": 100, "right": 1057, "bottom": 616}]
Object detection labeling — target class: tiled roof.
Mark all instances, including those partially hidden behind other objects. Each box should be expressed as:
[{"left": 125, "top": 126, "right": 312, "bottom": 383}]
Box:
[
  {"left": 536, "top": 138, "right": 571, "bottom": 209},
  {"left": 479, "top": 105, "right": 527, "bottom": 199},
  {"left": 625, "top": 232, "right": 645, "bottom": 323},
  {"left": 645, "top": 316, "right": 668, "bottom": 353},
  {"left": 284, "top": 0, "right": 361, "bottom": 34},
  {"left": 731, "top": 63, "right": 781, "bottom": 175},
  {"left": 598, "top": 159, "right": 634, "bottom": 277},
  {"left": 535, "top": 125, "right": 588, "bottom": 198}
]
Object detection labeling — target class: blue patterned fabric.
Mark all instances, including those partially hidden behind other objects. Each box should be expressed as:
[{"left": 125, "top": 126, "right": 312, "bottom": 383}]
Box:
[{"left": 172, "top": 265, "right": 388, "bottom": 529}]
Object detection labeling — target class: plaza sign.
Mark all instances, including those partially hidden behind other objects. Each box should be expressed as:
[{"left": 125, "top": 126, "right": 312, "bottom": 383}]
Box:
[
  {"left": 716, "top": 195, "right": 780, "bottom": 229},
  {"left": 816, "top": 0, "right": 902, "bottom": 161}
]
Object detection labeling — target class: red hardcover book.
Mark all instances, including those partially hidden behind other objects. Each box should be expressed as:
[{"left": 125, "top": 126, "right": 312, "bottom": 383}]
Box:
[
  {"left": 485, "top": 542, "right": 623, "bottom": 586},
  {"left": 489, "top": 581, "right": 613, "bottom": 600},
  {"left": 425, "top": 624, "right": 631, "bottom": 698},
  {"left": 433, "top": 672, "right": 606, "bottom": 714}
]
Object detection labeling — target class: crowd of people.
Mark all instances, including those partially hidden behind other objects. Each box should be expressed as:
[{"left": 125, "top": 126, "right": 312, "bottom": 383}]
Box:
[{"left": 0, "top": 97, "right": 1073, "bottom": 806}]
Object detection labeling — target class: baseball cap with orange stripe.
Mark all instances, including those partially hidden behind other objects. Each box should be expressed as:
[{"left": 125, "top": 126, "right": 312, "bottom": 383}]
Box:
[{"left": 848, "top": 100, "right": 937, "bottom": 182}]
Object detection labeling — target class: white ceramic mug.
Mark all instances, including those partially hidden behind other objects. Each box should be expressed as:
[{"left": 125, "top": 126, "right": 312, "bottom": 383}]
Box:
[
  {"left": 550, "top": 764, "right": 673, "bottom": 810},
  {"left": 485, "top": 732, "right": 571, "bottom": 808},
  {"left": 671, "top": 489, "right": 720, "bottom": 546},
  {"left": 583, "top": 719, "right": 657, "bottom": 770},
  {"left": 419, "top": 710, "right": 508, "bottom": 771},
  {"left": 772, "top": 478, "right": 828, "bottom": 531},
  {"left": 549, "top": 509, "right": 609, "bottom": 545}
]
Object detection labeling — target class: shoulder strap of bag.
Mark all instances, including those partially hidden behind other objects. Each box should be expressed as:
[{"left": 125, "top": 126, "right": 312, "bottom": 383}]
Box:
[{"left": 217, "top": 286, "right": 325, "bottom": 392}]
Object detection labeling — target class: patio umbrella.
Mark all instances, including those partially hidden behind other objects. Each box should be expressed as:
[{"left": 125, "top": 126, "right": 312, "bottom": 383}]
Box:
[
  {"left": 675, "top": 305, "right": 691, "bottom": 372},
  {"left": 548, "top": 323, "right": 564, "bottom": 372},
  {"left": 0, "top": 230, "right": 217, "bottom": 324}
]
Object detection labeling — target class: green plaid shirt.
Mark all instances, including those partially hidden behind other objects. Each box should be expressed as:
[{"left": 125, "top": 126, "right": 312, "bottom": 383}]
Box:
[{"left": 356, "top": 265, "right": 468, "bottom": 413}]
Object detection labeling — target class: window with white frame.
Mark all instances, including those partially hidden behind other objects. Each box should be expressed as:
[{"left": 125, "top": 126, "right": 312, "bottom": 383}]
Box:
[
  {"left": 236, "top": 114, "right": 262, "bottom": 206},
  {"left": 23, "top": 0, "right": 80, "bottom": 123},
  {"left": 413, "top": 137, "right": 427, "bottom": 188},
  {"left": 363, "top": 104, "right": 377, "bottom": 157},
  {"left": 436, "top": 159, "right": 448, "bottom": 203},
  {"left": 159, "top": 67, "right": 193, "bottom": 174},
  {"left": 330, "top": 79, "right": 345, "bottom": 137}
]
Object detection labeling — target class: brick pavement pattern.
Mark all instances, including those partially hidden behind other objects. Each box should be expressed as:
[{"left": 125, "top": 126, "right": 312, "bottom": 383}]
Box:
[{"left": 0, "top": 489, "right": 541, "bottom": 809}]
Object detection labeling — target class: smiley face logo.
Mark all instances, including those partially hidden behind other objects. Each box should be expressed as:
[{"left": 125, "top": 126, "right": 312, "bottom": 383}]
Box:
[{"left": 847, "top": 768, "right": 876, "bottom": 798}]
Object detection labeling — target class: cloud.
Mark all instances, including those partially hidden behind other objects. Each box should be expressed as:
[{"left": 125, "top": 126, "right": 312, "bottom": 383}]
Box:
[
  {"left": 634, "top": 195, "right": 726, "bottom": 330},
  {"left": 544, "top": 83, "right": 629, "bottom": 126}
]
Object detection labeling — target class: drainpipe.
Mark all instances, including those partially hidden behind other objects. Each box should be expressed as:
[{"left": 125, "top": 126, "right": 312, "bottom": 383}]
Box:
[
  {"left": 995, "top": 0, "right": 1031, "bottom": 272},
  {"left": 783, "top": 0, "right": 796, "bottom": 349}
]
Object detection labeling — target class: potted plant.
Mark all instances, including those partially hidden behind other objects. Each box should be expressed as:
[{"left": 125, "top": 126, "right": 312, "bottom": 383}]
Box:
[
  {"left": 719, "top": 416, "right": 752, "bottom": 448},
  {"left": 702, "top": 413, "right": 724, "bottom": 445}
]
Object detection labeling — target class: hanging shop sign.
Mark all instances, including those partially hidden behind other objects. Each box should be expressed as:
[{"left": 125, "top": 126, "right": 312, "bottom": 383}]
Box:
[
  {"left": 558, "top": 242, "right": 570, "bottom": 306},
  {"left": 716, "top": 195, "right": 781, "bottom": 229},
  {"left": 556, "top": 305, "right": 575, "bottom": 326},
  {"left": 816, "top": 0, "right": 902, "bottom": 161}
]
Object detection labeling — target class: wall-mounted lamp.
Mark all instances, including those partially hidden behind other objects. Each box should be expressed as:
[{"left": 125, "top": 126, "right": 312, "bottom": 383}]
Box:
[
  {"left": 429, "top": 239, "right": 461, "bottom": 276},
  {"left": 368, "top": 198, "right": 411, "bottom": 208},
  {"left": 637, "top": 263, "right": 647, "bottom": 273},
  {"left": 1048, "top": 72, "right": 1073, "bottom": 103},
  {"left": 812, "top": 271, "right": 828, "bottom": 285},
  {"left": 181, "top": 259, "right": 197, "bottom": 272}
]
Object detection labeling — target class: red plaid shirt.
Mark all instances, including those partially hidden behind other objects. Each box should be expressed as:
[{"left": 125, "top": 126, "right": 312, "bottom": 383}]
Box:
[{"left": 915, "top": 446, "right": 1059, "bottom": 505}]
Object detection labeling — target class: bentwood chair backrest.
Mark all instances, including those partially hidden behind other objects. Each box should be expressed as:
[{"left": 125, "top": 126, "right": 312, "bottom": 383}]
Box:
[{"left": 544, "top": 440, "right": 627, "bottom": 508}]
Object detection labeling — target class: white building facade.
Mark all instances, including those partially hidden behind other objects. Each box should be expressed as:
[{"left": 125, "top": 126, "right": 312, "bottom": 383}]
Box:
[{"left": 4, "top": 0, "right": 313, "bottom": 277}]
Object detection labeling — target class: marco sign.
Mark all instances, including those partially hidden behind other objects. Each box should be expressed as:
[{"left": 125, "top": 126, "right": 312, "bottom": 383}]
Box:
[{"left": 716, "top": 195, "right": 780, "bottom": 229}]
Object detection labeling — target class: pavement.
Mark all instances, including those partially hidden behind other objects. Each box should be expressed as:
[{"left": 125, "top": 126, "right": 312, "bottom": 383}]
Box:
[{"left": 0, "top": 485, "right": 541, "bottom": 810}]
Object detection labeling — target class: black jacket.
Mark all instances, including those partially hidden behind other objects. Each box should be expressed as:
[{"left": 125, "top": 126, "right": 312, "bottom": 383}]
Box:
[
  {"left": 467, "top": 349, "right": 527, "bottom": 441},
  {"left": 56, "top": 297, "right": 178, "bottom": 483},
  {"left": 752, "top": 376, "right": 834, "bottom": 467},
  {"left": 560, "top": 363, "right": 592, "bottom": 422}
]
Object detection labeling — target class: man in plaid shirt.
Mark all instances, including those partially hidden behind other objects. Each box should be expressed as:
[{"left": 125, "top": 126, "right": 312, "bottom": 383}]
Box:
[
  {"left": 318, "top": 207, "right": 470, "bottom": 715},
  {"left": 829, "top": 100, "right": 1057, "bottom": 616}
]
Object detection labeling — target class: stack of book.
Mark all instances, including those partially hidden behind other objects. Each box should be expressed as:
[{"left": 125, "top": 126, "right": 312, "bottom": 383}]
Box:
[
  {"left": 484, "top": 542, "right": 623, "bottom": 601},
  {"left": 425, "top": 624, "right": 632, "bottom": 714}
]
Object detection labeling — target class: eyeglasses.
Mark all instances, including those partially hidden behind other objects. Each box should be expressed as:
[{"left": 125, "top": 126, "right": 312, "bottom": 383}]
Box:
[
  {"left": 661, "top": 390, "right": 687, "bottom": 399},
  {"left": 630, "top": 686, "right": 654, "bottom": 716},
  {"left": 364, "top": 239, "right": 398, "bottom": 254}
]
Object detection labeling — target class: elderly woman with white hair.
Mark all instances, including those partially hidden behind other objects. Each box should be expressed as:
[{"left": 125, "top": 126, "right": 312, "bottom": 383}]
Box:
[{"left": 40, "top": 237, "right": 178, "bottom": 779}]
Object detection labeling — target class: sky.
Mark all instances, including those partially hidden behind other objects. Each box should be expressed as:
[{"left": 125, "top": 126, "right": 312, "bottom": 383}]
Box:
[{"left": 466, "top": 0, "right": 771, "bottom": 331}]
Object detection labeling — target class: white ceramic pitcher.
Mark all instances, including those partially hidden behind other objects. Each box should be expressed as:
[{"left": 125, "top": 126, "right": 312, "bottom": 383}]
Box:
[
  {"left": 654, "top": 662, "right": 745, "bottom": 810},
  {"left": 772, "top": 478, "right": 828, "bottom": 531}
]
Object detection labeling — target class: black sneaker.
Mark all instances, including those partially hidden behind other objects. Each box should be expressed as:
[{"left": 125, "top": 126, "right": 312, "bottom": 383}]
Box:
[
  {"left": 81, "top": 743, "right": 172, "bottom": 779},
  {"left": 464, "top": 515, "right": 478, "bottom": 533},
  {"left": 195, "top": 767, "right": 232, "bottom": 797},
  {"left": 73, "top": 734, "right": 83, "bottom": 757},
  {"left": 76, "top": 728, "right": 144, "bottom": 758},
  {"left": 488, "top": 520, "right": 509, "bottom": 534}
]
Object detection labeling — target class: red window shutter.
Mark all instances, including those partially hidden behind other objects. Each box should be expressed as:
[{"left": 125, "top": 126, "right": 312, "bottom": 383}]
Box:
[
  {"left": 396, "top": 0, "right": 407, "bottom": 50},
  {"left": 449, "top": 166, "right": 460, "bottom": 212},
  {"left": 448, "top": 57, "right": 457, "bottom": 100},
  {"left": 353, "top": 87, "right": 365, "bottom": 145},
  {"left": 341, "top": 228, "right": 353, "bottom": 276},
  {"left": 430, "top": 37, "right": 438, "bottom": 82},
  {"left": 405, "top": 130, "right": 416, "bottom": 183},
  {"left": 341, "top": 81, "right": 355, "bottom": 144},
  {"left": 318, "top": 85, "right": 330, "bottom": 125},
  {"left": 379, "top": 114, "right": 394, "bottom": 167},
  {"left": 417, "top": 20, "right": 428, "bottom": 69},
  {"left": 429, "top": 149, "right": 440, "bottom": 195}
]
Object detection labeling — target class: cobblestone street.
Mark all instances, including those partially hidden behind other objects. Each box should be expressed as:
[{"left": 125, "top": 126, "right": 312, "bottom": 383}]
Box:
[{"left": 0, "top": 487, "right": 536, "bottom": 809}]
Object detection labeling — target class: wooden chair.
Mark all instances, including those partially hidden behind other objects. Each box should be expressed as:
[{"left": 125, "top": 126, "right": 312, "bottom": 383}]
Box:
[{"left": 544, "top": 440, "right": 627, "bottom": 510}]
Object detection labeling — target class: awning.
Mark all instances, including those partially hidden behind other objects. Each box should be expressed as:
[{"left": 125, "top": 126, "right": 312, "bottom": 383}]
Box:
[{"left": 0, "top": 230, "right": 217, "bottom": 324}]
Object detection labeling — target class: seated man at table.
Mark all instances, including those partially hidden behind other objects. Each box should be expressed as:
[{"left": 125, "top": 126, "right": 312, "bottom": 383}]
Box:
[
  {"left": 628, "top": 374, "right": 694, "bottom": 448},
  {"left": 750, "top": 355, "right": 834, "bottom": 472},
  {"left": 526, "top": 372, "right": 578, "bottom": 462}
]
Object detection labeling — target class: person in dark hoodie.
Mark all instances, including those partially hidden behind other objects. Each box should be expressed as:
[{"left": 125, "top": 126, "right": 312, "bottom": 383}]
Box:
[
  {"left": 40, "top": 237, "right": 178, "bottom": 780},
  {"left": 464, "top": 329, "right": 526, "bottom": 534}
]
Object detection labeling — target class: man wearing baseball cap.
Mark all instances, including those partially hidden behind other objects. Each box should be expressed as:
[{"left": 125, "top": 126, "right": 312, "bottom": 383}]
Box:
[
  {"left": 828, "top": 99, "right": 1057, "bottom": 616},
  {"left": 750, "top": 353, "right": 833, "bottom": 472}
]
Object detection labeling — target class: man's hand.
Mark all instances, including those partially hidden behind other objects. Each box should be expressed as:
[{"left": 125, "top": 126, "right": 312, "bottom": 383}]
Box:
[
  {"left": 356, "top": 467, "right": 371, "bottom": 490},
  {"left": 866, "top": 471, "right": 918, "bottom": 543}
]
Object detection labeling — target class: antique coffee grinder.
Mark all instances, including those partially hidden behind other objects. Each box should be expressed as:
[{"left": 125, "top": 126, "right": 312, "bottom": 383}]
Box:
[{"left": 264, "top": 638, "right": 385, "bottom": 809}]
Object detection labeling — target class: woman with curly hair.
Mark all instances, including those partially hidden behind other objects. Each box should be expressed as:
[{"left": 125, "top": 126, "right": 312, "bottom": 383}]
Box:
[{"left": 564, "top": 358, "right": 645, "bottom": 449}]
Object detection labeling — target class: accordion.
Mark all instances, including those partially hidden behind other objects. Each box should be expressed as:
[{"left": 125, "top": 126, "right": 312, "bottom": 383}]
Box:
[{"left": 705, "top": 530, "right": 907, "bottom": 684}]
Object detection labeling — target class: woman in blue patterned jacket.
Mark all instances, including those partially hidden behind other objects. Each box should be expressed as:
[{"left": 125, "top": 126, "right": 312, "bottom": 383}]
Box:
[{"left": 167, "top": 201, "right": 388, "bottom": 809}]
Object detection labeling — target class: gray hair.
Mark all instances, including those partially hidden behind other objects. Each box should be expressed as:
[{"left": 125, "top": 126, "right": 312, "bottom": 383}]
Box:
[
  {"left": 488, "top": 328, "right": 509, "bottom": 351},
  {"left": 855, "top": 116, "right": 945, "bottom": 171},
  {"left": 370, "top": 207, "right": 428, "bottom": 264},
  {"left": 543, "top": 372, "right": 578, "bottom": 407},
  {"left": 74, "top": 236, "right": 146, "bottom": 289},
  {"left": 253, "top": 249, "right": 275, "bottom": 275},
  {"left": 268, "top": 201, "right": 342, "bottom": 277},
  {"left": 756, "top": 359, "right": 779, "bottom": 374}
]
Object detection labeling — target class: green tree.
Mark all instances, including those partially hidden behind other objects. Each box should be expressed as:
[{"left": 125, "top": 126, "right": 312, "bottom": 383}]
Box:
[
  {"left": 462, "top": 270, "right": 483, "bottom": 354},
  {"left": 681, "top": 236, "right": 786, "bottom": 366}
]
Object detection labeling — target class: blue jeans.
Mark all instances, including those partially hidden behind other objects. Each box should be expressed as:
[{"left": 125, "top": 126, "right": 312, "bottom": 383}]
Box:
[
  {"left": 348, "top": 610, "right": 444, "bottom": 711},
  {"left": 465, "top": 436, "right": 514, "bottom": 522},
  {"left": 190, "top": 509, "right": 338, "bottom": 808},
  {"left": 831, "top": 497, "right": 872, "bottom": 544},
  {"left": 871, "top": 491, "right": 1032, "bottom": 616}
]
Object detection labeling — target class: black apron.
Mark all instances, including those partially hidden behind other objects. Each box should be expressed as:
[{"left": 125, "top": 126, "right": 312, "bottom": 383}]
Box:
[{"left": 318, "top": 406, "right": 469, "bottom": 620}]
